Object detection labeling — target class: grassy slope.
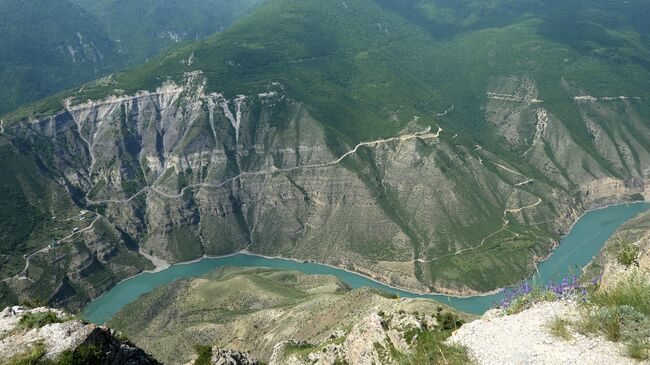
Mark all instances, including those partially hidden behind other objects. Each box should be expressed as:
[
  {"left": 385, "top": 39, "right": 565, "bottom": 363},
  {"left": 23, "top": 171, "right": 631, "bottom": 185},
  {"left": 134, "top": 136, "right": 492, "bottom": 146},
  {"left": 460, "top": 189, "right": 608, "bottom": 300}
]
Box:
[
  {"left": 108, "top": 267, "right": 467, "bottom": 363},
  {"left": 0, "top": 0, "right": 264, "bottom": 116},
  {"left": 70, "top": 0, "right": 264, "bottom": 65},
  {"left": 0, "top": 0, "right": 122, "bottom": 115}
]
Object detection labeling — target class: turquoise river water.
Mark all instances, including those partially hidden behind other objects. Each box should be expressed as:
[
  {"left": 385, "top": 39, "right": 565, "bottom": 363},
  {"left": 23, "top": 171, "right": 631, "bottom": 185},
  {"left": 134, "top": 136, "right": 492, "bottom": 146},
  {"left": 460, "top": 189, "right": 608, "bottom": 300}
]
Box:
[{"left": 83, "top": 202, "right": 650, "bottom": 324}]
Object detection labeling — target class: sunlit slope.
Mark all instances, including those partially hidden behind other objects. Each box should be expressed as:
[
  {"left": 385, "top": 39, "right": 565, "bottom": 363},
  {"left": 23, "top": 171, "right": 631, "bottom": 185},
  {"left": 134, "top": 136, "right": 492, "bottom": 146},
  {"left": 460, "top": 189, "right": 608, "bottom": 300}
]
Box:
[{"left": 2, "top": 0, "right": 649, "bottom": 305}]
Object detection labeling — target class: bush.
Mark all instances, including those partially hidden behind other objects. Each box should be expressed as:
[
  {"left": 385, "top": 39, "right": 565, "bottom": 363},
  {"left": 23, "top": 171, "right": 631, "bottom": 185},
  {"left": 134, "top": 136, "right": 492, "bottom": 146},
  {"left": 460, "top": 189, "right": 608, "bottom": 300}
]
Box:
[
  {"left": 193, "top": 344, "right": 212, "bottom": 365},
  {"left": 18, "top": 311, "right": 62, "bottom": 330},
  {"left": 56, "top": 344, "right": 104, "bottom": 365},
  {"left": 435, "top": 312, "right": 463, "bottom": 331},
  {"left": 404, "top": 330, "right": 472, "bottom": 365},
  {"left": 616, "top": 244, "right": 639, "bottom": 268}
]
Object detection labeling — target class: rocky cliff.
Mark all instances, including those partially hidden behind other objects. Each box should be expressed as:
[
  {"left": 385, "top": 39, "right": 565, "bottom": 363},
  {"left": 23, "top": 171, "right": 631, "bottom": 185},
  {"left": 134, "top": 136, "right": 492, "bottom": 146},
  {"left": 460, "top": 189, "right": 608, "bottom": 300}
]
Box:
[
  {"left": 2, "top": 0, "right": 650, "bottom": 310},
  {"left": 1, "top": 70, "right": 649, "bottom": 309},
  {"left": 0, "top": 306, "right": 160, "bottom": 364}
]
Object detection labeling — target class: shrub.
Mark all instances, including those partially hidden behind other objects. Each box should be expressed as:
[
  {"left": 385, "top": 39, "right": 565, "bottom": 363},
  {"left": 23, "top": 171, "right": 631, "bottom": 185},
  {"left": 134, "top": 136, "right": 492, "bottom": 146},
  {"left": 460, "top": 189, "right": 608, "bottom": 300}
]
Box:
[
  {"left": 574, "top": 274, "right": 650, "bottom": 360},
  {"left": 404, "top": 330, "right": 472, "bottom": 365},
  {"left": 56, "top": 344, "right": 104, "bottom": 365},
  {"left": 616, "top": 244, "right": 639, "bottom": 268},
  {"left": 193, "top": 344, "right": 212, "bottom": 365},
  {"left": 18, "top": 311, "right": 62, "bottom": 330},
  {"left": 435, "top": 312, "right": 463, "bottom": 331}
]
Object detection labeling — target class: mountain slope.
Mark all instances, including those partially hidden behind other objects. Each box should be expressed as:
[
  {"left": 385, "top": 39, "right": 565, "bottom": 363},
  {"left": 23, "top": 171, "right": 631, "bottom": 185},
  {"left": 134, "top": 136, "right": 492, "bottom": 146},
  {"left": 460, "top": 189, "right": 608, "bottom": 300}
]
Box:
[
  {"left": 70, "top": 0, "right": 264, "bottom": 65},
  {"left": 0, "top": 0, "right": 263, "bottom": 116},
  {"left": 1, "top": 0, "right": 649, "bottom": 307},
  {"left": 0, "top": 0, "right": 123, "bottom": 115},
  {"left": 107, "top": 267, "right": 469, "bottom": 364}
]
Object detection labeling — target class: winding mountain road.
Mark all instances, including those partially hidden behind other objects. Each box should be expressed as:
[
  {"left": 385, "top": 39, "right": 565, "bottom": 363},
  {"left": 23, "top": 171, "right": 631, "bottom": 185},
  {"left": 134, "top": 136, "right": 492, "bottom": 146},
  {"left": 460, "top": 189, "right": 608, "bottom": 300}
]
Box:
[
  {"left": 1, "top": 216, "right": 100, "bottom": 283},
  {"left": 87, "top": 126, "right": 443, "bottom": 204}
]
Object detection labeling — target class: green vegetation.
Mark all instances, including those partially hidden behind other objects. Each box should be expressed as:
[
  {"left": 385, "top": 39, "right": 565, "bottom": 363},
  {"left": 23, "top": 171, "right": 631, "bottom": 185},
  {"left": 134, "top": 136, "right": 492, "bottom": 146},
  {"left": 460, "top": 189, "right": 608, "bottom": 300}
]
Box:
[
  {"left": 625, "top": 339, "right": 649, "bottom": 361},
  {"left": 192, "top": 345, "right": 212, "bottom": 365},
  {"left": 545, "top": 273, "right": 650, "bottom": 360},
  {"left": 377, "top": 307, "right": 472, "bottom": 365},
  {"left": 55, "top": 344, "right": 103, "bottom": 365},
  {"left": 71, "top": 0, "right": 263, "bottom": 66},
  {"left": 404, "top": 330, "right": 472, "bottom": 365},
  {"left": 0, "top": 342, "right": 109, "bottom": 365},
  {"left": 18, "top": 311, "right": 63, "bottom": 330},
  {"left": 616, "top": 244, "right": 640, "bottom": 268},
  {"left": 0, "top": 0, "right": 121, "bottom": 115},
  {"left": 0, "top": 342, "right": 47, "bottom": 365},
  {"left": 2, "top": 0, "right": 650, "bottom": 303},
  {"left": 0, "top": 0, "right": 262, "bottom": 115},
  {"left": 108, "top": 267, "right": 464, "bottom": 363},
  {"left": 504, "top": 288, "right": 556, "bottom": 315},
  {"left": 547, "top": 317, "right": 572, "bottom": 340}
]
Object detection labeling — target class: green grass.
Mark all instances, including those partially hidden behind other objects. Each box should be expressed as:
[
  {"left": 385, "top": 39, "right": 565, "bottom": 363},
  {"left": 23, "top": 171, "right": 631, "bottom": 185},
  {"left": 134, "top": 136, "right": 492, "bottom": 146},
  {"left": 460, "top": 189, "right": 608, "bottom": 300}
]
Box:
[
  {"left": 401, "top": 330, "right": 473, "bottom": 365},
  {"left": 590, "top": 273, "right": 650, "bottom": 315},
  {"left": 18, "top": 311, "right": 64, "bottom": 330},
  {"left": 547, "top": 317, "right": 572, "bottom": 340},
  {"left": 625, "top": 339, "right": 649, "bottom": 361},
  {"left": 504, "top": 288, "right": 557, "bottom": 315},
  {"left": 616, "top": 244, "right": 640, "bottom": 268},
  {"left": 571, "top": 273, "right": 650, "bottom": 359},
  {"left": 0, "top": 342, "right": 46, "bottom": 365},
  {"left": 192, "top": 344, "right": 212, "bottom": 365}
]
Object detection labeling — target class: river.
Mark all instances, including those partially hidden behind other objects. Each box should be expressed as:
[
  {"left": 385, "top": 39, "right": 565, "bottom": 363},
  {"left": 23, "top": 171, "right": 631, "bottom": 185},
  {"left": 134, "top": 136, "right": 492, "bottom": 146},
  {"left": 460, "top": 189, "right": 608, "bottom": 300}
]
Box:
[{"left": 82, "top": 202, "right": 650, "bottom": 324}]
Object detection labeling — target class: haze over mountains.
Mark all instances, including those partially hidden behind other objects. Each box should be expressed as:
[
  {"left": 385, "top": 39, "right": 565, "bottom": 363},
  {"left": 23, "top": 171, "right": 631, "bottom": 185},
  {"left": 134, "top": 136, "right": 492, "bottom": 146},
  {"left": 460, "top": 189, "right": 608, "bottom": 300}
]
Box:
[
  {"left": 0, "top": 0, "right": 649, "bottom": 315},
  {"left": 0, "top": 0, "right": 263, "bottom": 115}
]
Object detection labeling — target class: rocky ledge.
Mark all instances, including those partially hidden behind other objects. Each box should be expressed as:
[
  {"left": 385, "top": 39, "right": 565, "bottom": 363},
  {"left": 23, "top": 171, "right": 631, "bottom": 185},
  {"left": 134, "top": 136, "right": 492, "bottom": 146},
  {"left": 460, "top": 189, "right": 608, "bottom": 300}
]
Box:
[
  {"left": 447, "top": 301, "right": 638, "bottom": 365},
  {"left": 0, "top": 306, "right": 160, "bottom": 364}
]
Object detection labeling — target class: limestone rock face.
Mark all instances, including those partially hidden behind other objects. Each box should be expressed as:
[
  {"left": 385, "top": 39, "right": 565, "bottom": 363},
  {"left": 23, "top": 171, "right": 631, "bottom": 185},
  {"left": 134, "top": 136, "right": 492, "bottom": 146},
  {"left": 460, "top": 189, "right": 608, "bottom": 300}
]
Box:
[
  {"left": 269, "top": 311, "right": 435, "bottom": 365},
  {"left": 2, "top": 72, "right": 649, "bottom": 308},
  {"left": 0, "top": 306, "right": 160, "bottom": 365},
  {"left": 211, "top": 347, "right": 260, "bottom": 365}
]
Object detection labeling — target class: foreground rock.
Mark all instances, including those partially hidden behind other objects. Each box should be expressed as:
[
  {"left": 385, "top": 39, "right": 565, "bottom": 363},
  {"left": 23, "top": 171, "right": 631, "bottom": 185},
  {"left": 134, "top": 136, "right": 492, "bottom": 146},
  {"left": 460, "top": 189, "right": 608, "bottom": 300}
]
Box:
[
  {"left": 269, "top": 311, "right": 438, "bottom": 365},
  {"left": 211, "top": 348, "right": 260, "bottom": 365},
  {"left": 447, "top": 301, "right": 636, "bottom": 365},
  {"left": 0, "top": 306, "right": 160, "bottom": 364}
]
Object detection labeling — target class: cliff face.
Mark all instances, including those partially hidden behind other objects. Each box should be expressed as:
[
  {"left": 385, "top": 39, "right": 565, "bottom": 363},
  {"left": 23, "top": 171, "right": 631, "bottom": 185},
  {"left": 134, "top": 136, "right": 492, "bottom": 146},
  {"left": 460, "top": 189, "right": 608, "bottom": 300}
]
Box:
[
  {"left": 1, "top": 71, "right": 649, "bottom": 307},
  {"left": 0, "top": 306, "right": 160, "bottom": 364}
]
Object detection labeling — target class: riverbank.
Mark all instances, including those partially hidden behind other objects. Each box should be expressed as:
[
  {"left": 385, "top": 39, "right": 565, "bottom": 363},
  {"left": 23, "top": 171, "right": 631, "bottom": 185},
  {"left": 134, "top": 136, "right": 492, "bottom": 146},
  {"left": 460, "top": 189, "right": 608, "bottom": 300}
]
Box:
[{"left": 81, "top": 201, "right": 650, "bottom": 323}]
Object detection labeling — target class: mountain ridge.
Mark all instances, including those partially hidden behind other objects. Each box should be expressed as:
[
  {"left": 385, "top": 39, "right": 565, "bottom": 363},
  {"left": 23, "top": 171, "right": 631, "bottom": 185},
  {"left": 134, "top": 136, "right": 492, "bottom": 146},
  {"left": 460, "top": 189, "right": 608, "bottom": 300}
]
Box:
[{"left": 1, "top": 0, "right": 649, "bottom": 309}]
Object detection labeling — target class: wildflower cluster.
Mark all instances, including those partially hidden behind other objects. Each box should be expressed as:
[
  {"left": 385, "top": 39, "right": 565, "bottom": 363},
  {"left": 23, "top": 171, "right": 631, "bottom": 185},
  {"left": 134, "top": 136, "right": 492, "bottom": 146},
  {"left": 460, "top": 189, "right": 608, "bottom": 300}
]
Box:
[{"left": 498, "top": 276, "right": 598, "bottom": 314}]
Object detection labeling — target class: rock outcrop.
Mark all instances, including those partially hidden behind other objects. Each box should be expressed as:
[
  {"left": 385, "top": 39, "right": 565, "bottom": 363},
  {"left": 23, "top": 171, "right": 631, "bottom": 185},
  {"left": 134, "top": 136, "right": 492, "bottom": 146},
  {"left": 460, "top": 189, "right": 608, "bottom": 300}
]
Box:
[
  {"left": 211, "top": 348, "right": 260, "bottom": 365},
  {"left": 0, "top": 306, "right": 160, "bottom": 364},
  {"left": 447, "top": 302, "right": 637, "bottom": 365},
  {"left": 269, "top": 311, "right": 437, "bottom": 365}
]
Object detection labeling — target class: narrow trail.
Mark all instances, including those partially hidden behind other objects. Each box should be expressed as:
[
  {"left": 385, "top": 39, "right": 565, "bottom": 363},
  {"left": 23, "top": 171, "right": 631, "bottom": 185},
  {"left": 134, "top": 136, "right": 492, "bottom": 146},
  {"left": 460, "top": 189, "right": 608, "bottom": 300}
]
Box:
[
  {"left": 505, "top": 198, "right": 542, "bottom": 215},
  {"left": 414, "top": 158, "right": 543, "bottom": 264},
  {"left": 514, "top": 179, "right": 534, "bottom": 187},
  {"left": 2, "top": 216, "right": 100, "bottom": 283},
  {"left": 87, "top": 126, "right": 442, "bottom": 204},
  {"left": 436, "top": 105, "right": 454, "bottom": 117}
]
